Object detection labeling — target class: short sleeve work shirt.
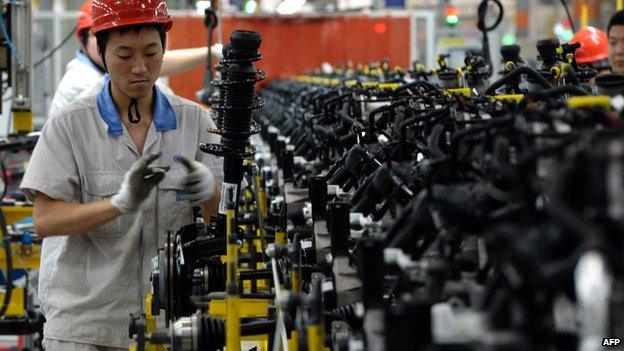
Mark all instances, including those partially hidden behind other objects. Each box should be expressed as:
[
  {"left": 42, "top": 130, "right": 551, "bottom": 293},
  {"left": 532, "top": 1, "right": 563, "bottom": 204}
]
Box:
[{"left": 21, "top": 79, "right": 223, "bottom": 348}]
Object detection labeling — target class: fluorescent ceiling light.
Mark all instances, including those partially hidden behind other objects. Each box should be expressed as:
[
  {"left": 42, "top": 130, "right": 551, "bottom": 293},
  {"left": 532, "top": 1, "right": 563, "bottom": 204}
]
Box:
[
  {"left": 196, "top": 1, "right": 211, "bottom": 15},
  {"left": 244, "top": 0, "right": 257, "bottom": 13},
  {"left": 276, "top": 0, "right": 306, "bottom": 15}
]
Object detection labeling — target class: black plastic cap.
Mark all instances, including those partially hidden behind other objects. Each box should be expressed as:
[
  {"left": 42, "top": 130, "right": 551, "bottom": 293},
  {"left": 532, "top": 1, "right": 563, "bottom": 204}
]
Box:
[
  {"left": 230, "top": 30, "right": 262, "bottom": 54},
  {"left": 537, "top": 38, "right": 561, "bottom": 60},
  {"left": 500, "top": 44, "right": 521, "bottom": 62}
]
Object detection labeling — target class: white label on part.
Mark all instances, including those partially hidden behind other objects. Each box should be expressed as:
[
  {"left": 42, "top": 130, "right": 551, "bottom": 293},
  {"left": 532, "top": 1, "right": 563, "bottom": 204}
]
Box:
[
  {"left": 218, "top": 182, "right": 238, "bottom": 215},
  {"left": 301, "top": 240, "right": 313, "bottom": 249},
  {"left": 322, "top": 280, "right": 334, "bottom": 292}
]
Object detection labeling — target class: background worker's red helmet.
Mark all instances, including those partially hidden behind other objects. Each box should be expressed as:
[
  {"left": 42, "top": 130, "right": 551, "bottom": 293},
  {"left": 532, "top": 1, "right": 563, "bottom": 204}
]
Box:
[
  {"left": 76, "top": 0, "right": 93, "bottom": 38},
  {"left": 90, "top": 0, "right": 173, "bottom": 35},
  {"left": 571, "top": 26, "right": 609, "bottom": 64}
]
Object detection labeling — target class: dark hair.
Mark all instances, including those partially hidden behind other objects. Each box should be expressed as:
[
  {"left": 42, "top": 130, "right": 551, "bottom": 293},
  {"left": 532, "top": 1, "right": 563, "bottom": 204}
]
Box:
[
  {"left": 79, "top": 28, "right": 90, "bottom": 49},
  {"left": 95, "top": 23, "right": 167, "bottom": 70},
  {"left": 608, "top": 10, "right": 624, "bottom": 36}
]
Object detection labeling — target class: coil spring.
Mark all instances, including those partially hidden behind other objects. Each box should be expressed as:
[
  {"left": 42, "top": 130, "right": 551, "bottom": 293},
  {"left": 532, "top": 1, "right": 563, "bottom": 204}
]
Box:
[
  {"left": 198, "top": 316, "right": 226, "bottom": 351},
  {"left": 213, "top": 30, "right": 265, "bottom": 142},
  {"left": 214, "top": 46, "right": 229, "bottom": 130}
]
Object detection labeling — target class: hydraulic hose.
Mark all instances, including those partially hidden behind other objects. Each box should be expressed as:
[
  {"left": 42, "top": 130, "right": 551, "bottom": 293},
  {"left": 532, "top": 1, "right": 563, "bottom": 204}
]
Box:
[
  {"left": 392, "top": 80, "right": 441, "bottom": 98},
  {"left": 483, "top": 66, "right": 552, "bottom": 96},
  {"left": 477, "top": 0, "right": 505, "bottom": 66},
  {"left": 427, "top": 123, "right": 448, "bottom": 160},
  {"left": 517, "top": 84, "right": 590, "bottom": 110},
  {"left": 529, "top": 84, "right": 590, "bottom": 99},
  {"left": 367, "top": 100, "right": 408, "bottom": 141},
  {"left": 398, "top": 107, "right": 449, "bottom": 147},
  {"left": 200, "top": 7, "right": 219, "bottom": 105},
  {"left": 559, "top": 0, "right": 576, "bottom": 34},
  {"left": 563, "top": 64, "right": 580, "bottom": 86}
]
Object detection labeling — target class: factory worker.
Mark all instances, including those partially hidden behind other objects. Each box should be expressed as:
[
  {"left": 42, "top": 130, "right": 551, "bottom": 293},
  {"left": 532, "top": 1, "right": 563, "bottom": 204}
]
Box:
[
  {"left": 48, "top": 0, "right": 222, "bottom": 118},
  {"left": 608, "top": 10, "right": 624, "bottom": 76},
  {"left": 570, "top": 26, "right": 611, "bottom": 84},
  {"left": 20, "top": 0, "right": 223, "bottom": 349}
]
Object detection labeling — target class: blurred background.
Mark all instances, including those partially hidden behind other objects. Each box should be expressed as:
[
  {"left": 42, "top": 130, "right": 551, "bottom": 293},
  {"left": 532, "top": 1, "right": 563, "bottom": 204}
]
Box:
[{"left": 30, "top": 0, "right": 617, "bottom": 125}]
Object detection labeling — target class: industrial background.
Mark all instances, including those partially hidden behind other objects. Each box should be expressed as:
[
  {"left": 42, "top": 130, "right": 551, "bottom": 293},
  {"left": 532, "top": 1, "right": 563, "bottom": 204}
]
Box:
[{"left": 1, "top": 0, "right": 624, "bottom": 350}]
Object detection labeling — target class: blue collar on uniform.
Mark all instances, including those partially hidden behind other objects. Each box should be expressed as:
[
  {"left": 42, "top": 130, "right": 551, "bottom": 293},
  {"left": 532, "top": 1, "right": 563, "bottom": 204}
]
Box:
[
  {"left": 96, "top": 77, "right": 177, "bottom": 136},
  {"left": 75, "top": 51, "right": 105, "bottom": 74}
]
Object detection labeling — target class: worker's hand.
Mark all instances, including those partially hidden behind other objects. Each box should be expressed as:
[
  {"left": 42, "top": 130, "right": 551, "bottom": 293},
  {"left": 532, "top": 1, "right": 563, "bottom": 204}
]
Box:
[
  {"left": 111, "top": 153, "right": 166, "bottom": 214},
  {"left": 177, "top": 155, "right": 216, "bottom": 207}
]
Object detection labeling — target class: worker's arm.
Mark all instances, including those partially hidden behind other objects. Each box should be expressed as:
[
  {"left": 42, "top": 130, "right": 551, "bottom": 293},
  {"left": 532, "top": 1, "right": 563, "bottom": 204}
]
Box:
[
  {"left": 33, "top": 192, "right": 121, "bottom": 237},
  {"left": 32, "top": 153, "right": 165, "bottom": 237},
  {"left": 201, "top": 184, "right": 221, "bottom": 222},
  {"left": 161, "top": 45, "right": 223, "bottom": 76}
]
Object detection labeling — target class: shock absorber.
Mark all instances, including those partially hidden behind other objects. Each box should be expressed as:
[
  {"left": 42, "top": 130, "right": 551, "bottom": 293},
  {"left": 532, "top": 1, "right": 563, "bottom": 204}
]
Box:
[
  {"left": 199, "top": 29, "right": 265, "bottom": 351},
  {"left": 201, "top": 30, "right": 266, "bottom": 220},
  {"left": 157, "top": 314, "right": 286, "bottom": 351}
]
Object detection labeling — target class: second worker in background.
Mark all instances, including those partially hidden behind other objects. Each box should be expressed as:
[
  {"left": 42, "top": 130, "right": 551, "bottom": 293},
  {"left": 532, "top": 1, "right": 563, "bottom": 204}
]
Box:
[{"left": 48, "top": 0, "right": 222, "bottom": 119}]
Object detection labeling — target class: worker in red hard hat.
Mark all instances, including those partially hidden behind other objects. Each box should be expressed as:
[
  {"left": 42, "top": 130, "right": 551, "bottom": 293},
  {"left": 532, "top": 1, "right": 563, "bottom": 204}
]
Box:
[
  {"left": 571, "top": 26, "right": 611, "bottom": 83},
  {"left": 21, "top": 1, "right": 224, "bottom": 349},
  {"left": 49, "top": 0, "right": 222, "bottom": 118},
  {"left": 608, "top": 10, "right": 624, "bottom": 75}
]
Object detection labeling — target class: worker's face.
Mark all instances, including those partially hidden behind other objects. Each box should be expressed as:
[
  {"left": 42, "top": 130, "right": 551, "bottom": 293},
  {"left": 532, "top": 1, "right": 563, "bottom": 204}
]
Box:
[
  {"left": 101, "top": 27, "right": 163, "bottom": 100},
  {"left": 84, "top": 32, "right": 104, "bottom": 69},
  {"left": 609, "top": 25, "right": 624, "bottom": 75}
]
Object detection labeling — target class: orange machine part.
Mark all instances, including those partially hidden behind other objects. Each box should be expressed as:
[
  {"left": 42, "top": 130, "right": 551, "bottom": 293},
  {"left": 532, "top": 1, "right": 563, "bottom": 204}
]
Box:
[{"left": 168, "top": 14, "right": 411, "bottom": 102}]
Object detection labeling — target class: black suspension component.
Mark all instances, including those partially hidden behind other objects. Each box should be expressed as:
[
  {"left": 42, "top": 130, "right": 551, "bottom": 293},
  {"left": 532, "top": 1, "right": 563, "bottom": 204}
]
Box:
[
  {"left": 310, "top": 176, "right": 328, "bottom": 220},
  {"left": 197, "top": 316, "right": 226, "bottom": 351},
  {"left": 200, "top": 30, "right": 266, "bottom": 217},
  {"left": 533, "top": 38, "right": 562, "bottom": 84},
  {"left": 214, "top": 44, "right": 231, "bottom": 130},
  {"left": 191, "top": 257, "right": 227, "bottom": 299},
  {"left": 329, "top": 303, "right": 363, "bottom": 329},
  {"left": 327, "top": 201, "right": 350, "bottom": 257},
  {"left": 359, "top": 238, "right": 384, "bottom": 309},
  {"left": 168, "top": 315, "right": 287, "bottom": 351},
  {"left": 315, "top": 258, "right": 334, "bottom": 277}
]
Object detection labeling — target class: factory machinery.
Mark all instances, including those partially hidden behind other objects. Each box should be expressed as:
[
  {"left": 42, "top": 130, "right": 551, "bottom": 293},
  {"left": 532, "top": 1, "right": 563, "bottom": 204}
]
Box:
[
  {"left": 0, "top": 1, "right": 43, "bottom": 349},
  {"left": 127, "top": 23, "right": 624, "bottom": 351}
]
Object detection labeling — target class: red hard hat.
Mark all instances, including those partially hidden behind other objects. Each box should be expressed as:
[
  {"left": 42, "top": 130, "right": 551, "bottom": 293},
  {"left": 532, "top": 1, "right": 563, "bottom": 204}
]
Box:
[
  {"left": 76, "top": 0, "right": 93, "bottom": 37},
  {"left": 90, "top": 0, "right": 173, "bottom": 35},
  {"left": 571, "top": 26, "right": 609, "bottom": 64}
]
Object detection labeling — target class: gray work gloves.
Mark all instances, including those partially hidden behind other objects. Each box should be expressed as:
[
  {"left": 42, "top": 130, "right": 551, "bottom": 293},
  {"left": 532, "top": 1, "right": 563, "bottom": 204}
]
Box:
[
  {"left": 111, "top": 153, "right": 166, "bottom": 214},
  {"left": 177, "top": 155, "right": 216, "bottom": 207}
]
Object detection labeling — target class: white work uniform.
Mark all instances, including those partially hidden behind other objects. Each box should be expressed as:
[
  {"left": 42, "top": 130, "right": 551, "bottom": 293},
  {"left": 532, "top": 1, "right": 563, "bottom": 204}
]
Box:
[
  {"left": 21, "top": 78, "right": 224, "bottom": 349},
  {"left": 48, "top": 51, "right": 104, "bottom": 119}
]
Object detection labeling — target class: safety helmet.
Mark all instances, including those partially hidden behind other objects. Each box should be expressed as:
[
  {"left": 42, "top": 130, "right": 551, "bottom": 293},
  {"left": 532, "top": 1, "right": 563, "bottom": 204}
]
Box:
[
  {"left": 90, "top": 0, "right": 173, "bottom": 35},
  {"left": 571, "top": 26, "right": 609, "bottom": 64},
  {"left": 76, "top": 0, "right": 93, "bottom": 38}
]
